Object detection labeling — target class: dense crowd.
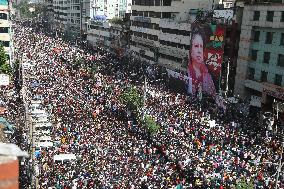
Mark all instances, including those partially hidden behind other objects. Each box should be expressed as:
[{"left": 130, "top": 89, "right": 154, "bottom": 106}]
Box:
[
  {"left": 0, "top": 64, "right": 30, "bottom": 188},
  {"left": 13, "top": 21, "right": 284, "bottom": 189}
]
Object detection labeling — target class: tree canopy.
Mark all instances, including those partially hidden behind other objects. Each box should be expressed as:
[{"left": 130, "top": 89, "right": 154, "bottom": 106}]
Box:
[
  {"left": 109, "top": 17, "right": 123, "bottom": 25},
  {"left": 143, "top": 115, "right": 160, "bottom": 136},
  {"left": 119, "top": 85, "right": 143, "bottom": 112},
  {"left": 0, "top": 44, "right": 11, "bottom": 75}
]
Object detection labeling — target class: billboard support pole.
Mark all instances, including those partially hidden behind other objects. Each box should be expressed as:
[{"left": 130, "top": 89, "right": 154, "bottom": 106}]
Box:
[{"left": 225, "top": 59, "right": 230, "bottom": 97}]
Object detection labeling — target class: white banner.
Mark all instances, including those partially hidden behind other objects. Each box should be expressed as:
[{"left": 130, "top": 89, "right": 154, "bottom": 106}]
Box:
[
  {"left": 166, "top": 69, "right": 189, "bottom": 83},
  {"left": 0, "top": 74, "right": 9, "bottom": 86},
  {"left": 215, "top": 95, "right": 226, "bottom": 111}
]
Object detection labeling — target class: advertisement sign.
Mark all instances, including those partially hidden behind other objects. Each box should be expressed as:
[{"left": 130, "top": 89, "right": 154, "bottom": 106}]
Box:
[
  {"left": 166, "top": 69, "right": 189, "bottom": 83},
  {"left": 187, "top": 22, "right": 225, "bottom": 96},
  {"left": 0, "top": 74, "right": 9, "bottom": 86}
]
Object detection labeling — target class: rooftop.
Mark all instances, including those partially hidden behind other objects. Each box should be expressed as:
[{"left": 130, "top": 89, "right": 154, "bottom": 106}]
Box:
[{"left": 0, "top": 143, "right": 28, "bottom": 158}]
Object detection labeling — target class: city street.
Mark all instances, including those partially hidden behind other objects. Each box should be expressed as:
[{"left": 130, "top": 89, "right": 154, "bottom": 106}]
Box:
[{"left": 13, "top": 21, "right": 284, "bottom": 189}]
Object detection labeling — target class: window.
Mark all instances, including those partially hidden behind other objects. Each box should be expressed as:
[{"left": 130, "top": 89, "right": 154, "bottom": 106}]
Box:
[
  {"left": 263, "top": 52, "right": 270, "bottom": 64},
  {"left": 248, "top": 67, "right": 255, "bottom": 80},
  {"left": 251, "top": 50, "right": 258, "bottom": 61},
  {"left": 281, "top": 33, "right": 284, "bottom": 46},
  {"left": 278, "top": 54, "right": 284, "bottom": 67},
  {"left": 253, "top": 11, "right": 260, "bottom": 21},
  {"left": 0, "top": 27, "right": 8, "bottom": 33},
  {"left": 265, "top": 32, "right": 273, "bottom": 44},
  {"left": 281, "top": 11, "right": 284, "bottom": 22},
  {"left": 154, "top": 0, "right": 160, "bottom": 6},
  {"left": 275, "top": 74, "right": 282, "bottom": 86},
  {"left": 163, "top": 0, "right": 171, "bottom": 6},
  {"left": 253, "top": 31, "right": 260, "bottom": 42},
  {"left": 266, "top": 11, "right": 274, "bottom": 22},
  {"left": 0, "top": 13, "right": 7, "bottom": 20},
  {"left": 261, "top": 71, "right": 268, "bottom": 82}
]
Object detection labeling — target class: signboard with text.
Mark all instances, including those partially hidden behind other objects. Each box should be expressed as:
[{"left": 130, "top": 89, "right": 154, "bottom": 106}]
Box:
[{"left": 0, "top": 74, "right": 9, "bottom": 86}]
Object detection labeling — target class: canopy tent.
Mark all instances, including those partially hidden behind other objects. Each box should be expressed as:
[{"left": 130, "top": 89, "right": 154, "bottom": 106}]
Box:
[
  {"left": 92, "top": 15, "right": 107, "bottom": 21},
  {"left": 0, "top": 0, "right": 7, "bottom": 5},
  {"left": 0, "top": 117, "right": 14, "bottom": 132}
]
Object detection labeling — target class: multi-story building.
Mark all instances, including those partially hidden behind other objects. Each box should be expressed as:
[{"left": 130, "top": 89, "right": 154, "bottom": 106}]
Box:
[
  {"left": 82, "top": 0, "right": 131, "bottom": 37},
  {"left": 129, "top": 0, "right": 215, "bottom": 73},
  {"left": 87, "top": 19, "right": 127, "bottom": 56},
  {"left": 0, "top": 0, "right": 12, "bottom": 64},
  {"left": 234, "top": 1, "right": 284, "bottom": 109},
  {"left": 53, "top": 0, "right": 82, "bottom": 38}
]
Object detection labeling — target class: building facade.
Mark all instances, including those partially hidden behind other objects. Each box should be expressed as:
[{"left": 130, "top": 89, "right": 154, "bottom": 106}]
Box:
[
  {"left": 234, "top": 2, "right": 284, "bottom": 107},
  {"left": 53, "top": 0, "right": 82, "bottom": 38},
  {"left": 129, "top": 0, "right": 215, "bottom": 72},
  {"left": 82, "top": 0, "right": 130, "bottom": 36},
  {"left": 0, "top": 0, "right": 13, "bottom": 66},
  {"left": 219, "top": 0, "right": 235, "bottom": 8},
  {"left": 0, "top": 0, "right": 10, "bottom": 54},
  {"left": 87, "top": 20, "right": 127, "bottom": 56}
]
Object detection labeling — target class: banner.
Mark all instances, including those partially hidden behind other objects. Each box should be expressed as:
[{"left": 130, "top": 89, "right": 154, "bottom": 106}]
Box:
[
  {"left": 166, "top": 69, "right": 189, "bottom": 83},
  {"left": 215, "top": 95, "right": 226, "bottom": 111},
  {"left": 188, "top": 22, "right": 225, "bottom": 96},
  {"left": 0, "top": 74, "right": 9, "bottom": 86}
]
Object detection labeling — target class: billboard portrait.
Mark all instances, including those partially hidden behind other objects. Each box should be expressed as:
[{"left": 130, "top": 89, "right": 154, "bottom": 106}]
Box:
[{"left": 188, "top": 22, "right": 225, "bottom": 96}]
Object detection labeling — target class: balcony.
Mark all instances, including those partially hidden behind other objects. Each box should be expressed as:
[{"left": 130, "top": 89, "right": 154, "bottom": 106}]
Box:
[
  {"left": 0, "top": 20, "right": 10, "bottom": 27},
  {"left": 88, "top": 29, "right": 110, "bottom": 38},
  {"left": 159, "top": 32, "right": 190, "bottom": 45},
  {"left": 158, "top": 44, "right": 188, "bottom": 59},
  {"left": 0, "top": 33, "right": 10, "bottom": 41},
  {"left": 130, "top": 26, "right": 159, "bottom": 36},
  {"left": 244, "top": 79, "right": 263, "bottom": 92},
  {"left": 131, "top": 5, "right": 179, "bottom": 12},
  {"left": 159, "top": 19, "right": 191, "bottom": 31},
  {"left": 130, "top": 16, "right": 160, "bottom": 24},
  {"left": 158, "top": 57, "right": 186, "bottom": 72},
  {"left": 132, "top": 36, "right": 157, "bottom": 47}
]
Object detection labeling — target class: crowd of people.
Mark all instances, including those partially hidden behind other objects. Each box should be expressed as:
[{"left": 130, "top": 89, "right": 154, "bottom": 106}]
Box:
[
  {"left": 0, "top": 63, "right": 30, "bottom": 188},
  {"left": 12, "top": 21, "right": 284, "bottom": 189}
]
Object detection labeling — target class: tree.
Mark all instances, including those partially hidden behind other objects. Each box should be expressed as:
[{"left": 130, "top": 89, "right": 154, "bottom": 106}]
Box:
[
  {"left": 119, "top": 85, "right": 143, "bottom": 112},
  {"left": 0, "top": 44, "right": 7, "bottom": 66},
  {"left": 143, "top": 115, "right": 160, "bottom": 136},
  {"left": 14, "top": 1, "right": 44, "bottom": 18},
  {"left": 109, "top": 17, "right": 123, "bottom": 25},
  {"left": 235, "top": 179, "right": 254, "bottom": 189},
  {"left": 0, "top": 44, "right": 11, "bottom": 75},
  {"left": 0, "top": 63, "right": 12, "bottom": 75}
]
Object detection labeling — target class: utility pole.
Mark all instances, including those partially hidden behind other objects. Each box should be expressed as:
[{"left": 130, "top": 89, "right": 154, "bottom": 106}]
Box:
[
  {"left": 275, "top": 140, "right": 283, "bottom": 189},
  {"left": 225, "top": 59, "right": 230, "bottom": 97}
]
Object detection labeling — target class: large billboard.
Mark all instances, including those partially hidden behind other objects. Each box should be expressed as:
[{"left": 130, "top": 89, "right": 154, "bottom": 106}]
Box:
[{"left": 188, "top": 22, "right": 225, "bottom": 96}]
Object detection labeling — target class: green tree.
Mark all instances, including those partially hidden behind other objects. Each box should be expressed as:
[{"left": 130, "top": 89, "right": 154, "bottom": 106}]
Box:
[
  {"left": 109, "top": 17, "right": 123, "bottom": 25},
  {"left": 0, "top": 63, "right": 12, "bottom": 75},
  {"left": 0, "top": 44, "right": 7, "bottom": 66},
  {"left": 14, "top": 1, "right": 44, "bottom": 18},
  {"left": 235, "top": 179, "right": 254, "bottom": 189},
  {"left": 143, "top": 115, "right": 160, "bottom": 136},
  {"left": 119, "top": 85, "right": 143, "bottom": 112}
]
